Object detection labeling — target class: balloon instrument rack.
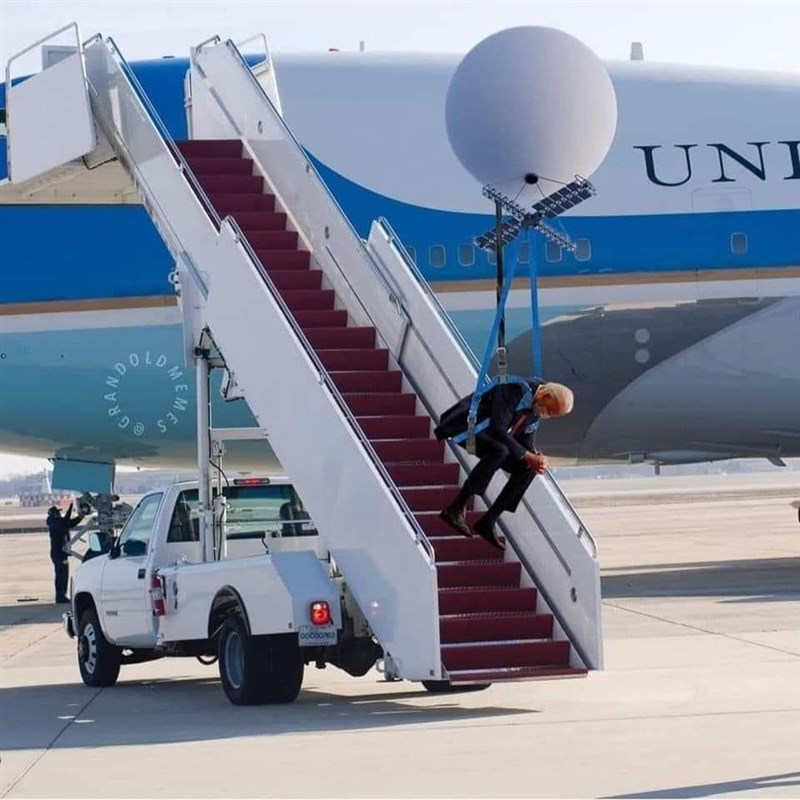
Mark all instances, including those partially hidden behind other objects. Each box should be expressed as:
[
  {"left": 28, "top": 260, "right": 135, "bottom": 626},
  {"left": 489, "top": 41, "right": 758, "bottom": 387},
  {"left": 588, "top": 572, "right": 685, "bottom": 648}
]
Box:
[{"left": 474, "top": 177, "right": 597, "bottom": 253}]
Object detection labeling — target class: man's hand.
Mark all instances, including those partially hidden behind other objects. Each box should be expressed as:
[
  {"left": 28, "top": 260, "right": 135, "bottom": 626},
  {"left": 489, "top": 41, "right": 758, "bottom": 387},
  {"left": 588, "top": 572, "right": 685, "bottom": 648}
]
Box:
[{"left": 523, "top": 452, "right": 549, "bottom": 474}]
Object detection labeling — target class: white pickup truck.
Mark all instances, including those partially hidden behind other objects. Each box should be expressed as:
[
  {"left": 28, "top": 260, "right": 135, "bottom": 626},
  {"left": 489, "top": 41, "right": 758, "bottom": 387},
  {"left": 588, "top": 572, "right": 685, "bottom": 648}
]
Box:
[{"left": 64, "top": 476, "right": 382, "bottom": 705}]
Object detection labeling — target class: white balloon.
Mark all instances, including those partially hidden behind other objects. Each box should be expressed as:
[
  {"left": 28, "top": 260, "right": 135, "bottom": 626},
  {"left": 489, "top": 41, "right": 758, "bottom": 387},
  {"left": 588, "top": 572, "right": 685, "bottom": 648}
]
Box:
[{"left": 445, "top": 26, "right": 618, "bottom": 188}]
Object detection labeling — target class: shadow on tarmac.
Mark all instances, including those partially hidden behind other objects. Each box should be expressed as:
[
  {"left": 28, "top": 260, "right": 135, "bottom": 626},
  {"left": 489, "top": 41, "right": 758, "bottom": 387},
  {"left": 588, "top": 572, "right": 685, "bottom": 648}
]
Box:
[
  {"left": 601, "top": 557, "right": 800, "bottom": 600},
  {"left": 0, "top": 675, "right": 537, "bottom": 749},
  {"left": 0, "top": 602, "right": 64, "bottom": 627},
  {"left": 605, "top": 771, "right": 800, "bottom": 798}
]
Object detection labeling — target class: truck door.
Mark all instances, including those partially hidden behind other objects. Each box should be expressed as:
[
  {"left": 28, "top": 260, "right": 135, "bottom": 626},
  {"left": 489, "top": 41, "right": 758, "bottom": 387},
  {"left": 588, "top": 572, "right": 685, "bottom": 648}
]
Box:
[{"left": 101, "top": 492, "right": 164, "bottom": 646}]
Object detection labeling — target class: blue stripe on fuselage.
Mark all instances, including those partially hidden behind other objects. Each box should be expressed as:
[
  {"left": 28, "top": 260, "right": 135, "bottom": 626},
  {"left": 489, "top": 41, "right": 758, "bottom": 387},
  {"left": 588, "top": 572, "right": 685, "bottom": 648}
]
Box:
[
  {"left": 309, "top": 154, "right": 800, "bottom": 279},
  {"left": 0, "top": 200, "right": 796, "bottom": 305},
  {"left": 0, "top": 205, "right": 173, "bottom": 303}
]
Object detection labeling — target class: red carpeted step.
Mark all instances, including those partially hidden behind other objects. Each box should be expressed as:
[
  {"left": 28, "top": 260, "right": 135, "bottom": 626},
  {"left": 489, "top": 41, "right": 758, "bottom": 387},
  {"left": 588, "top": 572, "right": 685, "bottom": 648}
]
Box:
[
  {"left": 185, "top": 156, "right": 254, "bottom": 176},
  {"left": 415, "top": 510, "right": 482, "bottom": 536},
  {"left": 373, "top": 439, "right": 444, "bottom": 463},
  {"left": 438, "top": 586, "right": 538, "bottom": 615},
  {"left": 256, "top": 250, "right": 310, "bottom": 270},
  {"left": 431, "top": 537, "right": 503, "bottom": 563},
  {"left": 440, "top": 612, "right": 554, "bottom": 644},
  {"left": 358, "top": 416, "right": 430, "bottom": 439},
  {"left": 294, "top": 310, "right": 348, "bottom": 329},
  {"left": 343, "top": 393, "right": 415, "bottom": 416},
  {"left": 247, "top": 230, "right": 299, "bottom": 250},
  {"left": 231, "top": 211, "right": 288, "bottom": 231},
  {"left": 282, "top": 290, "right": 335, "bottom": 311},
  {"left": 209, "top": 193, "right": 275, "bottom": 213},
  {"left": 306, "top": 328, "right": 375, "bottom": 350},
  {"left": 319, "top": 349, "right": 388, "bottom": 371},
  {"left": 448, "top": 665, "right": 587, "bottom": 683},
  {"left": 266, "top": 270, "right": 321, "bottom": 291},
  {"left": 401, "top": 486, "right": 462, "bottom": 512},
  {"left": 442, "top": 640, "right": 571, "bottom": 671},
  {"left": 330, "top": 370, "right": 402, "bottom": 393},
  {"left": 436, "top": 561, "right": 521, "bottom": 589},
  {"left": 198, "top": 175, "right": 264, "bottom": 194},
  {"left": 387, "top": 462, "right": 459, "bottom": 487},
  {"left": 178, "top": 140, "right": 242, "bottom": 158}
]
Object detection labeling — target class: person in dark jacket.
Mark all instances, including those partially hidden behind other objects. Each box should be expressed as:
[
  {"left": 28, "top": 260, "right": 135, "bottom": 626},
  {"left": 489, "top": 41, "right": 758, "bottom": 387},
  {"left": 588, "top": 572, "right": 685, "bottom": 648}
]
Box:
[
  {"left": 434, "top": 379, "right": 574, "bottom": 549},
  {"left": 47, "top": 503, "right": 84, "bottom": 603}
]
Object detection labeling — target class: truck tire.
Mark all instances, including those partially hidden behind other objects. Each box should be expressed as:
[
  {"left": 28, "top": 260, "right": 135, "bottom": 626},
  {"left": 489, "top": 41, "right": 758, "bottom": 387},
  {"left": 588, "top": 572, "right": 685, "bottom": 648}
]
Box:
[
  {"left": 218, "top": 616, "right": 304, "bottom": 705},
  {"left": 422, "top": 680, "right": 491, "bottom": 694},
  {"left": 77, "top": 607, "right": 121, "bottom": 687}
]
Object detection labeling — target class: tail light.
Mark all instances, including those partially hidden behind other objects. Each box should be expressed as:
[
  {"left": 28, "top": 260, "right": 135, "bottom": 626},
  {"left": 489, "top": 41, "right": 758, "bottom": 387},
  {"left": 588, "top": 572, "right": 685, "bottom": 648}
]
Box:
[
  {"left": 150, "top": 573, "right": 166, "bottom": 616},
  {"left": 310, "top": 601, "right": 331, "bottom": 626}
]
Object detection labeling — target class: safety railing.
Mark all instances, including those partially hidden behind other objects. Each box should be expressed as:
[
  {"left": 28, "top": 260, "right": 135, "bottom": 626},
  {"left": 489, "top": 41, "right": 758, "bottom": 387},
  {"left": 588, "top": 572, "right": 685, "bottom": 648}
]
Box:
[
  {"left": 367, "top": 217, "right": 603, "bottom": 668},
  {"left": 376, "top": 217, "right": 598, "bottom": 559}
]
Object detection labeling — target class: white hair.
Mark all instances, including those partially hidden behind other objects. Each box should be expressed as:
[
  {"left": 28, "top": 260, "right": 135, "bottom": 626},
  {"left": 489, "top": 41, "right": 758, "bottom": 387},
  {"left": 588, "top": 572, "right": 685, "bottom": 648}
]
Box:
[{"left": 542, "top": 382, "right": 574, "bottom": 415}]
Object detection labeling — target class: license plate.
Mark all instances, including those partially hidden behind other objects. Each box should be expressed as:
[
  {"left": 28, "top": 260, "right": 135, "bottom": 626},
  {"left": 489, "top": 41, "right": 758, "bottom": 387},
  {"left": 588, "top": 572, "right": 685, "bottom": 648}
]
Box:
[{"left": 298, "top": 625, "right": 337, "bottom": 647}]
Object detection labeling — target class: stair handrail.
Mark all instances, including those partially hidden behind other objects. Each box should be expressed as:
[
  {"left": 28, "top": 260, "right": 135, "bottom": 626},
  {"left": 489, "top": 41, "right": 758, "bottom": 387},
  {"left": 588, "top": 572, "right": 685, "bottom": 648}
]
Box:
[
  {"left": 376, "top": 216, "right": 598, "bottom": 560},
  {"left": 224, "top": 215, "right": 434, "bottom": 561},
  {"left": 87, "top": 35, "right": 434, "bottom": 561},
  {"left": 234, "top": 33, "right": 272, "bottom": 71},
  {"left": 5, "top": 22, "right": 84, "bottom": 179},
  {"left": 191, "top": 39, "right": 413, "bottom": 325},
  {"left": 103, "top": 36, "right": 225, "bottom": 233}
]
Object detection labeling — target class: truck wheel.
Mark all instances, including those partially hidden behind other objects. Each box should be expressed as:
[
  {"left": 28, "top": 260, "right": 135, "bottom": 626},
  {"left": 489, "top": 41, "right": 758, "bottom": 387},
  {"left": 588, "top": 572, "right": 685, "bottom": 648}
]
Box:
[
  {"left": 218, "top": 616, "right": 304, "bottom": 705},
  {"left": 422, "top": 680, "right": 491, "bottom": 693},
  {"left": 78, "top": 607, "right": 121, "bottom": 687}
]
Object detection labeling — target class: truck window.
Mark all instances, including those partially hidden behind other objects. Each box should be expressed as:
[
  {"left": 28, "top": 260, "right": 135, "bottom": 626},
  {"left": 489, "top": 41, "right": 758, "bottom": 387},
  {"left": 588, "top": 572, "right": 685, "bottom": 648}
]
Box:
[
  {"left": 118, "top": 493, "right": 164, "bottom": 557},
  {"left": 166, "top": 485, "right": 317, "bottom": 543}
]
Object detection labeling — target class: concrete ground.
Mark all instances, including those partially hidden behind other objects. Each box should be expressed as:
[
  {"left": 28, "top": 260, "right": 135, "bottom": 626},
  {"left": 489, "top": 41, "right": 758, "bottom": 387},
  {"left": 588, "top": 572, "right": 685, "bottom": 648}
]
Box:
[{"left": 1, "top": 473, "right": 798, "bottom": 798}]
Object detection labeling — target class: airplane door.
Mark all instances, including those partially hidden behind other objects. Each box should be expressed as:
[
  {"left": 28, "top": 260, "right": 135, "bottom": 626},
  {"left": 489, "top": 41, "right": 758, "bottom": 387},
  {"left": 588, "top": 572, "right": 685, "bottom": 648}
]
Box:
[{"left": 101, "top": 492, "right": 164, "bottom": 646}]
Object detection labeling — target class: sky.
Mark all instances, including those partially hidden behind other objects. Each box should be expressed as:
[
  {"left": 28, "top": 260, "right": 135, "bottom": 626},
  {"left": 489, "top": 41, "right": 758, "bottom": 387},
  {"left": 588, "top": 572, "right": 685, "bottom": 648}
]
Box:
[
  {"left": 0, "top": 0, "right": 799, "bottom": 478},
  {"left": 1, "top": 0, "right": 799, "bottom": 72}
]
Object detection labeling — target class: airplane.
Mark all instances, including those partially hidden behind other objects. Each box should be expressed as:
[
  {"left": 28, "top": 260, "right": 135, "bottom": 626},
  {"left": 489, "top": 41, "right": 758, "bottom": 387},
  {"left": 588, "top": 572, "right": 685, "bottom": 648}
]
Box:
[{"left": 0, "top": 36, "right": 798, "bottom": 489}]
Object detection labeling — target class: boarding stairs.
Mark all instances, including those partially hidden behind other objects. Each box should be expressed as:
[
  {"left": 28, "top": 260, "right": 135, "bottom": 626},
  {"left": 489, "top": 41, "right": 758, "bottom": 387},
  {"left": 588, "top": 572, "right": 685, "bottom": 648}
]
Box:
[{"left": 5, "top": 28, "right": 603, "bottom": 685}]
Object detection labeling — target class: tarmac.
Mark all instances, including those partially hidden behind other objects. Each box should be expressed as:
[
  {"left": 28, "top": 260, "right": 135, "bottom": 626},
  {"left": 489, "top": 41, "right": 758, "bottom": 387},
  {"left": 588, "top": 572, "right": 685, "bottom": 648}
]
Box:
[{"left": 0, "top": 472, "right": 798, "bottom": 798}]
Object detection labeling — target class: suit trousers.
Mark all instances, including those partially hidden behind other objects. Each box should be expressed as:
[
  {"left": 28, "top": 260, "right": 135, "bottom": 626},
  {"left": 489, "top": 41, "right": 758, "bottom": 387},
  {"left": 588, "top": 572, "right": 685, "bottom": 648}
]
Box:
[
  {"left": 460, "top": 435, "right": 536, "bottom": 515},
  {"left": 52, "top": 557, "right": 69, "bottom": 600}
]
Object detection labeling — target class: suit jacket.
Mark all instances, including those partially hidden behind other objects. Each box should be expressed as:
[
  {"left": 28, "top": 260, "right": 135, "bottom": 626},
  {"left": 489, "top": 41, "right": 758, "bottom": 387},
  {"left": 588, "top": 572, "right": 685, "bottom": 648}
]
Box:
[{"left": 434, "top": 378, "right": 544, "bottom": 460}]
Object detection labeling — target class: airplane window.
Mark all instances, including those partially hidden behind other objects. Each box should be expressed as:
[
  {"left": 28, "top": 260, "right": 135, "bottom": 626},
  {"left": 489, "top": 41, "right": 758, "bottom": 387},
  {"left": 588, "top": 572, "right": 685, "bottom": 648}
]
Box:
[
  {"left": 405, "top": 246, "right": 417, "bottom": 264},
  {"left": 487, "top": 249, "right": 496, "bottom": 266},
  {"left": 731, "top": 232, "right": 748, "bottom": 256},
  {"left": 458, "top": 244, "right": 475, "bottom": 267},
  {"left": 545, "top": 240, "right": 562, "bottom": 263},
  {"left": 518, "top": 243, "right": 531, "bottom": 264},
  {"left": 429, "top": 245, "right": 446, "bottom": 268},
  {"left": 575, "top": 239, "right": 592, "bottom": 262}
]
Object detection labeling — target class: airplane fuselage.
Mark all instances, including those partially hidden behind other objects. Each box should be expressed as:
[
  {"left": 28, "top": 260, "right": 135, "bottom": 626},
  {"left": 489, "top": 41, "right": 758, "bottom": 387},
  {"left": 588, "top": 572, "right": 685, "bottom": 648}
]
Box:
[{"left": 0, "top": 52, "right": 798, "bottom": 470}]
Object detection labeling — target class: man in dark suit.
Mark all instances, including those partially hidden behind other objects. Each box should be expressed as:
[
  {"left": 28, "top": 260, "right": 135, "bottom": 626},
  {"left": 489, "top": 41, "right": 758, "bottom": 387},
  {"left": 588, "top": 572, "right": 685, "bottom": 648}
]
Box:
[
  {"left": 47, "top": 502, "right": 84, "bottom": 603},
  {"left": 434, "top": 380, "right": 574, "bottom": 549}
]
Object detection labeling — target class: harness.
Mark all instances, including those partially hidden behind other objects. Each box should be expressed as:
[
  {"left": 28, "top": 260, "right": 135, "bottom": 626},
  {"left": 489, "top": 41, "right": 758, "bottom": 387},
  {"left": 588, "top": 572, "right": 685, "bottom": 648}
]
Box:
[{"left": 451, "top": 376, "right": 541, "bottom": 445}]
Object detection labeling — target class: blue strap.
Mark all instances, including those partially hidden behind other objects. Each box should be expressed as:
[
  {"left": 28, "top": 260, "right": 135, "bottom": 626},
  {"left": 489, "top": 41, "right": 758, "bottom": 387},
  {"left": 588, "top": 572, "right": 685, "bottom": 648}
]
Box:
[
  {"left": 463, "top": 226, "right": 546, "bottom": 452},
  {"left": 452, "top": 375, "right": 541, "bottom": 444},
  {"left": 527, "top": 229, "right": 544, "bottom": 376},
  {"left": 466, "top": 251, "right": 521, "bottom": 447}
]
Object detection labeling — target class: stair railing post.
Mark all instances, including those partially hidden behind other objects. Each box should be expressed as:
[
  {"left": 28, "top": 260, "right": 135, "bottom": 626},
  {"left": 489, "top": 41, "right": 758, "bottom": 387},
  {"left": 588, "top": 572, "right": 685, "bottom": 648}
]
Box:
[{"left": 195, "top": 344, "right": 213, "bottom": 562}]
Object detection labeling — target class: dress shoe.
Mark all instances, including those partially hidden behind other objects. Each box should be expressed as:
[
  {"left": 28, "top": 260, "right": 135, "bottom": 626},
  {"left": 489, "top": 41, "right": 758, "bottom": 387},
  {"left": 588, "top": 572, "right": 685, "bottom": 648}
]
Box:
[{"left": 439, "top": 505, "right": 474, "bottom": 538}]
